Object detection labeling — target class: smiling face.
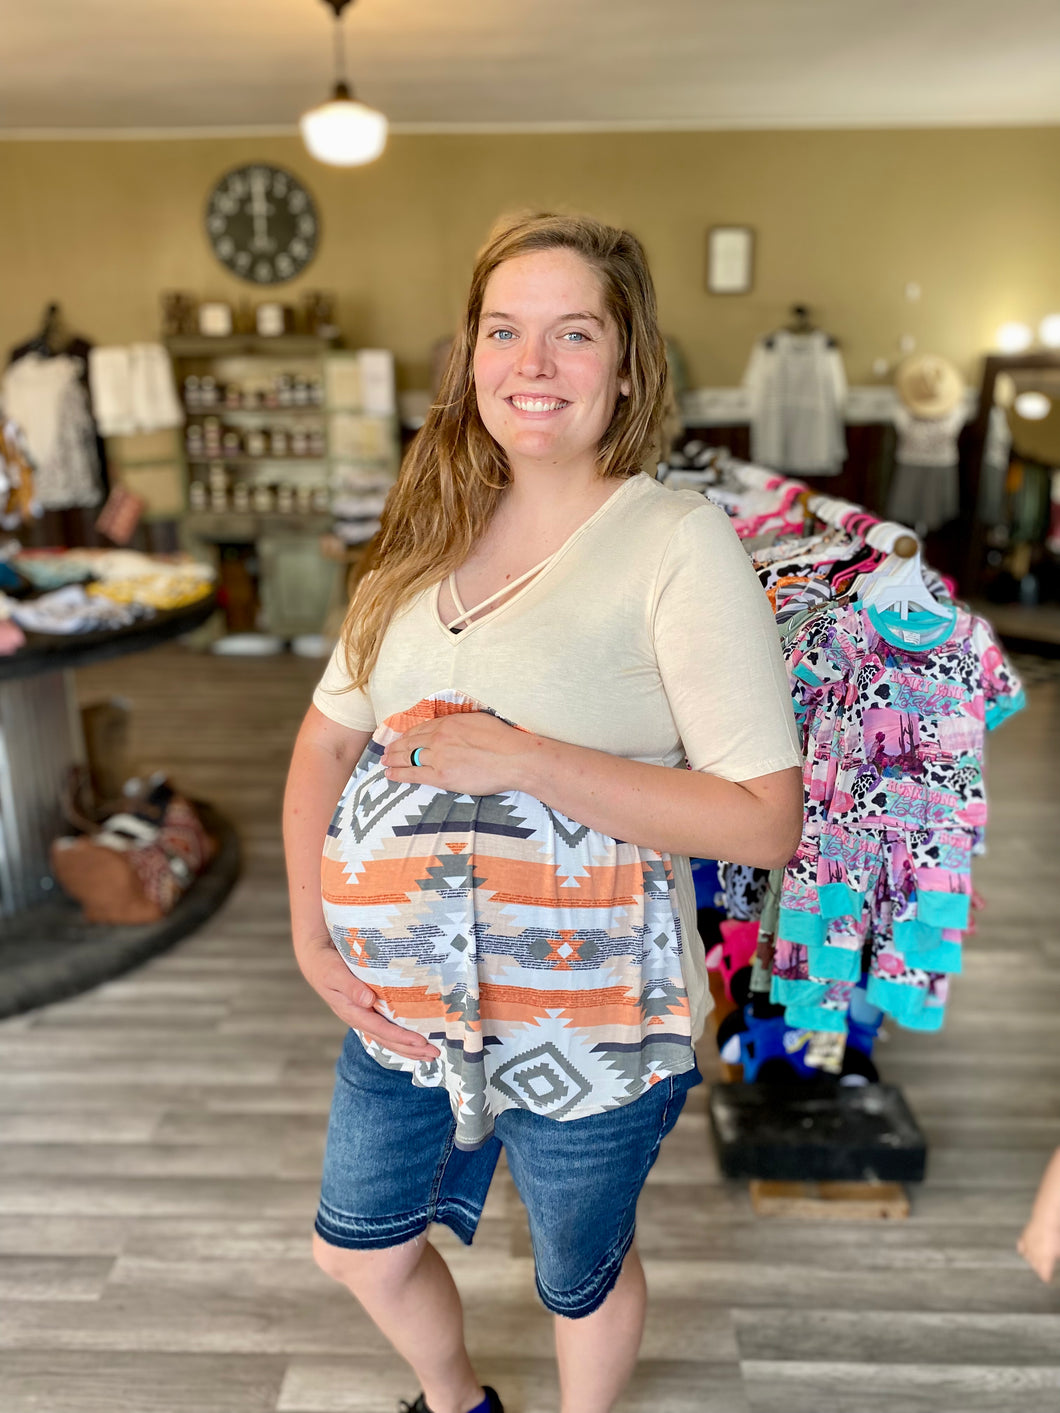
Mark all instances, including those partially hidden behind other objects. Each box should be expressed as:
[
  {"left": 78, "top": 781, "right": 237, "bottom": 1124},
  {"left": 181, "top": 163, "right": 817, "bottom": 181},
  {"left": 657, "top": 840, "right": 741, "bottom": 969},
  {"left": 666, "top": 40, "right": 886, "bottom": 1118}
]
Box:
[{"left": 473, "top": 248, "right": 632, "bottom": 479}]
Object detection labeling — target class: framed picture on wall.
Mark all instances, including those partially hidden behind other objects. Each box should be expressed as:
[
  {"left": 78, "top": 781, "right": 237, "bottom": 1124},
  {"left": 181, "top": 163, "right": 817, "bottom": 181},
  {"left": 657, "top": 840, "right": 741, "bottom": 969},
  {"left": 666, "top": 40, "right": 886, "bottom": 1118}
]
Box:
[{"left": 706, "top": 226, "right": 755, "bottom": 295}]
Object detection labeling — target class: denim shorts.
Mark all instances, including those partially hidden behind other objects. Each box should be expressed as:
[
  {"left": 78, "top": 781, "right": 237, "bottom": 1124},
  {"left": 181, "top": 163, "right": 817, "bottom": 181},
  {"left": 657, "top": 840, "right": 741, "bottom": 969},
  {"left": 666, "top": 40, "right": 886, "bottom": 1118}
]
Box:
[{"left": 315, "top": 1029, "right": 700, "bottom": 1318}]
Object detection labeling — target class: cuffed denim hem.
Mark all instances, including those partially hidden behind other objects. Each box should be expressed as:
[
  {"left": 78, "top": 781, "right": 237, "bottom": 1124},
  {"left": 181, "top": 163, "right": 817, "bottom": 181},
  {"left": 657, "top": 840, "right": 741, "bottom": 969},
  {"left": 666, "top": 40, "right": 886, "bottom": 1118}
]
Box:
[
  {"left": 314, "top": 1195, "right": 482, "bottom": 1250},
  {"left": 536, "top": 1219, "right": 637, "bottom": 1318}
]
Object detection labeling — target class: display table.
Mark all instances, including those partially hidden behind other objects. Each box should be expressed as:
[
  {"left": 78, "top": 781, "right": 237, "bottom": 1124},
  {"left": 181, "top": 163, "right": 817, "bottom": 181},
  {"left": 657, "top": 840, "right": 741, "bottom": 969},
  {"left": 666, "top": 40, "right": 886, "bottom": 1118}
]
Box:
[{"left": 0, "top": 595, "right": 217, "bottom": 916}]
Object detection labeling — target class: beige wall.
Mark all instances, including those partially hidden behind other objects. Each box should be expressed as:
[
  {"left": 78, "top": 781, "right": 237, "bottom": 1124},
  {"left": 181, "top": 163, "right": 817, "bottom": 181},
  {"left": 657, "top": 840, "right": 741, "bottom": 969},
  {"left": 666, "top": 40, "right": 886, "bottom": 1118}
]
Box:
[{"left": 2, "top": 126, "right": 1059, "bottom": 392}]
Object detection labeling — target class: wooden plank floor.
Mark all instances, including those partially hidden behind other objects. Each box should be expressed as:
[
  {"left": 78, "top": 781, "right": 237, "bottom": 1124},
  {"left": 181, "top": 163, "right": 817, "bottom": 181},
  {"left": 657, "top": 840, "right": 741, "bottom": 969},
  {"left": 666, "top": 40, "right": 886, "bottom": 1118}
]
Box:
[{"left": 0, "top": 644, "right": 1058, "bottom": 1413}]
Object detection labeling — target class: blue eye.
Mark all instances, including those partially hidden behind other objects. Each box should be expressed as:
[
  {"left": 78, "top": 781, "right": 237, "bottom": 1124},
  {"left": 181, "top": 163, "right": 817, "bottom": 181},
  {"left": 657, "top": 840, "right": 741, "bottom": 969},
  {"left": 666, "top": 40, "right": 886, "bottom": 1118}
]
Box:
[
  {"left": 563, "top": 331, "right": 589, "bottom": 342},
  {"left": 489, "top": 329, "right": 515, "bottom": 341}
]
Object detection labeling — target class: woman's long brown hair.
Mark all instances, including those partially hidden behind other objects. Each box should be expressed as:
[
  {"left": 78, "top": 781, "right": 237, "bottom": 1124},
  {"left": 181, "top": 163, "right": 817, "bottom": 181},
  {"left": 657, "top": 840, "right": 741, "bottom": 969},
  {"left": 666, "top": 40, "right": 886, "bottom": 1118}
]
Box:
[{"left": 340, "top": 211, "right": 670, "bottom": 689}]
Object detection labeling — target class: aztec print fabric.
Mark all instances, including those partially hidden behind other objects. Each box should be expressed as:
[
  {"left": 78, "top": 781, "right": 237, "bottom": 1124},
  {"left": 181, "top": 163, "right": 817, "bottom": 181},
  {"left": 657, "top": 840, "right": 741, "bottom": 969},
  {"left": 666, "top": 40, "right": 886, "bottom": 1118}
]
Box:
[{"left": 321, "top": 691, "right": 695, "bottom": 1151}]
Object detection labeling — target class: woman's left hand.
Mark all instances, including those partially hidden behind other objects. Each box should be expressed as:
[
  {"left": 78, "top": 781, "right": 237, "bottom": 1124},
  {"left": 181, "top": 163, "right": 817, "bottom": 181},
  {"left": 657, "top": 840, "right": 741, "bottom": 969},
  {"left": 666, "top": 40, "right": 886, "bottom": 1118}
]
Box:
[{"left": 382, "top": 711, "right": 533, "bottom": 797}]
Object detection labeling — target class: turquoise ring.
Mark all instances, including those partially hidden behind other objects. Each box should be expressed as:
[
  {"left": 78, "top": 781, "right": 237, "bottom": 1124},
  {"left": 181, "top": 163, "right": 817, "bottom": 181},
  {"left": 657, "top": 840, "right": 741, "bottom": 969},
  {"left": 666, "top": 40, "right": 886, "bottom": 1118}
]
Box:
[{"left": 410, "top": 747, "right": 424, "bottom": 768}]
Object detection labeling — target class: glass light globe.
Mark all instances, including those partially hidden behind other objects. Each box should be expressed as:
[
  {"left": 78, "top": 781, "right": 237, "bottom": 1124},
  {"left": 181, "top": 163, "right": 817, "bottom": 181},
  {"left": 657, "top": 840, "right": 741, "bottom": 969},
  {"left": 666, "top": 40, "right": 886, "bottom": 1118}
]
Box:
[
  {"left": 995, "top": 322, "right": 1034, "bottom": 353},
  {"left": 301, "top": 84, "right": 387, "bottom": 166},
  {"left": 1013, "top": 391, "right": 1051, "bottom": 421},
  {"left": 1039, "top": 314, "right": 1060, "bottom": 348}
]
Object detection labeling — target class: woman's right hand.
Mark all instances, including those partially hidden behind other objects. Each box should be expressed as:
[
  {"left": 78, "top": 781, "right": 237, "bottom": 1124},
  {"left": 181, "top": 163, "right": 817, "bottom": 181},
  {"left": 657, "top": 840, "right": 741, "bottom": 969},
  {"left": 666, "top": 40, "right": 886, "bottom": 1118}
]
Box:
[{"left": 296, "top": 935, "right": 440, "bottom": 1063}]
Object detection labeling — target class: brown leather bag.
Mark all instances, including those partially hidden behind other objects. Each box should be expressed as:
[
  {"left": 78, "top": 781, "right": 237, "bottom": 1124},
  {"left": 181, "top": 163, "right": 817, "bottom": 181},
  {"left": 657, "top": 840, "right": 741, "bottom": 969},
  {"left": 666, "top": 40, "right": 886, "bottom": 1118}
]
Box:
[{"left": 51, "top": 794, "right": 215, "bottom": 925}]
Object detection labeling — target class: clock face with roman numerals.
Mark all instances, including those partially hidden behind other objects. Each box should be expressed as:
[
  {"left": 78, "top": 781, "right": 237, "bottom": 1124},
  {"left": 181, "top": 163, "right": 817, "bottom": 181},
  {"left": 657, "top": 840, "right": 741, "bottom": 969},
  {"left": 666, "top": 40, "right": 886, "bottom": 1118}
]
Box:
[{"left": 205, "top": 164, "right": 320, "bottom": 285}]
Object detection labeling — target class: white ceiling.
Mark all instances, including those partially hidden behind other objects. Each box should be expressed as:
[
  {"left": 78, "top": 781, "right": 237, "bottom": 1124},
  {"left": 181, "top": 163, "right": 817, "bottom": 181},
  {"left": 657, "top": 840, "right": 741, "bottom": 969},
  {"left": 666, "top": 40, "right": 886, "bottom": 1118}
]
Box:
[{"left": 3, "top": 0, "right": 1060, "bottom": 133}]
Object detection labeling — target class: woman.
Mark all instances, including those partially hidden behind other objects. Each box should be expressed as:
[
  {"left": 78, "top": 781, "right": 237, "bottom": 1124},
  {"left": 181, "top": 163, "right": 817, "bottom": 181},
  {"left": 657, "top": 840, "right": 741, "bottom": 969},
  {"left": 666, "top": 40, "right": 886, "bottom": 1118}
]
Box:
[{"left": 284, "top": 212, "right": 803, "bottom": 1413}]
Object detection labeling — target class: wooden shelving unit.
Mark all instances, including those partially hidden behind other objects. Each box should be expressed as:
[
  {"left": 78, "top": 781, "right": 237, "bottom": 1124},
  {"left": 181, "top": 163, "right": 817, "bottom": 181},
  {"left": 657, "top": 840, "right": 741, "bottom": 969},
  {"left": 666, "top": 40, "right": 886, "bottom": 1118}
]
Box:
[{"left": 166, "top": 336, "right": 399, "bottom": 638}]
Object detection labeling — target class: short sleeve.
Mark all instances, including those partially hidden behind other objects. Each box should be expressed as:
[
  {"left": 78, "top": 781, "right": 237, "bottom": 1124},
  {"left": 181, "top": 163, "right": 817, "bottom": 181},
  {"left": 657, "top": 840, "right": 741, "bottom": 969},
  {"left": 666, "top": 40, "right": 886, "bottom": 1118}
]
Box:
[
  {"left": 784, "top": 612, "right": 837, "bottom": 719},
  {"left": 312, "top": 639, "right": 377, "bottom": 731},
  {"left": 785, "top": 605, "right": 856, "bottom": 694},
  {"left": 972, "top": 615, "right": 1026, "bottom": 730},
  {"left": 652, "top": 503, "right": 802, "bottom": 781}
]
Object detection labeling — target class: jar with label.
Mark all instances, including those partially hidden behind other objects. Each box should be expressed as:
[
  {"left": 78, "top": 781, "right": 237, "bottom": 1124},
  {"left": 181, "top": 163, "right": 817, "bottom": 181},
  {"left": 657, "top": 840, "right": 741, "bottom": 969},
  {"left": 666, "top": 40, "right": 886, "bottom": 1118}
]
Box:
[
  {"left": 188, "top": 480, "right": 208, "bottom": 510},
  {"left": 276, "top": 375, "right": 294, "bottom": 408},
  {"left": 244, "top": 428, "right": 268, "bottom": 459},
  {"left": 270, "top": 427, "right": 289, "bottom": 457},
  {"left": 276, "top": 483, "right": 295, "bottom": 514},
  {"left": 289, "top": 427, "right": 309, "bottom": 457},
  {"left": 200, "top": 375, "right": 219, "bottom": 408},
  {"left": 232, "top": 482, "right": 251, "bottom": 512},
  {"left": 311, "top": 485, "right": 330, "bottom": 513},
  {"left": 224, "top": 382, "right": 242, "bottom": 409},
  {"left": 184, "top": 375, "right": 201, "bottom": 410},
  {"left": 295, "top": 485, "right": 314, "bottom": 515},
  {"left": 308, "top": 427, "right": 326, "bottom": 457},
  {"left": 253, "top": 484, "right": 275, "bottom": 513},
  {"left": 222, "top": 429, "right": 242, "bottom": 456}
]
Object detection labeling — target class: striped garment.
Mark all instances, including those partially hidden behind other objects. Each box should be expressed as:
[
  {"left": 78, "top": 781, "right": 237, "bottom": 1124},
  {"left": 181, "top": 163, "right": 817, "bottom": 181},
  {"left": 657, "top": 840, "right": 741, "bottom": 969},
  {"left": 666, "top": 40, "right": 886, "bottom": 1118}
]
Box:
[{"left": 321, "top": 690, "right": 695, "bottom": 1149}]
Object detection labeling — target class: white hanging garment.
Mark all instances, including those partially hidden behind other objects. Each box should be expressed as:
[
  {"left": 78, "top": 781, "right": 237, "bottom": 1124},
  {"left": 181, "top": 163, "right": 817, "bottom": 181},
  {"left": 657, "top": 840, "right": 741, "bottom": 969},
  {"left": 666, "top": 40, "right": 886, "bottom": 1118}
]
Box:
[
  {"left": 743, "top": 331, "right": 847, "bottom": 475},
  {"left": 1, "top": 353, "right": 101, "bottom": 509},
  {"left": 129, "top": 344, "right": 183, "bottom": 431},
  {"left": 89, "top": 344, "right": 183, "bottom": 435},
  {"left": 88, "top": 347, "right": 135, "bottom": 434},
  {"left": 2, "top": 353, "right": 76, "bottom": 472},
  {"left": 886, "top": 404, "right": 965, "bottom": 533},
  {"left": 893, "top": 404, "right": 964, "bottom": 468}
]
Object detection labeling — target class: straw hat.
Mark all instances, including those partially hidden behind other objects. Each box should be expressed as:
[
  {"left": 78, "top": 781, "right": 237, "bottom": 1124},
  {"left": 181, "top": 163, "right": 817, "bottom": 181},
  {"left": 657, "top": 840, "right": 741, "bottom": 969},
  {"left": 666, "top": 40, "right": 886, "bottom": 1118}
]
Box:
[{"left": 894, "top": 354, "right": 964, "bottom": 418}]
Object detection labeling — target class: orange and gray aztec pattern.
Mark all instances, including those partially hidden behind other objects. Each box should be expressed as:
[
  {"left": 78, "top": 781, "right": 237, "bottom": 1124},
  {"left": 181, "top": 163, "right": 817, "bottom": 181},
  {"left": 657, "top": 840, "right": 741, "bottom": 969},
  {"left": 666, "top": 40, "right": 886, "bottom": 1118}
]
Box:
[{"left": 321, "top": 691, "right": 695, "bottom": 1150}]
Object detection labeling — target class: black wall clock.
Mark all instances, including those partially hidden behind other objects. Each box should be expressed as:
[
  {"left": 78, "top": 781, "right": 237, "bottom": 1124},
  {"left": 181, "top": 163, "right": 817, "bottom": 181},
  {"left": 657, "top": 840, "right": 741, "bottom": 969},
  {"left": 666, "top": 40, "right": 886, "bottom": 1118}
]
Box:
[{"left": 205, "top": 164, "right": 320, "bottom": 285}]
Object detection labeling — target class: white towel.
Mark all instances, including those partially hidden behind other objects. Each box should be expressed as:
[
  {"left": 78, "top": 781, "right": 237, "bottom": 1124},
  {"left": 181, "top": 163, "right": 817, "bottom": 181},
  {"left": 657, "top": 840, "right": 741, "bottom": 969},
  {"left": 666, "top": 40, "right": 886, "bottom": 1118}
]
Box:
[
  {"left": 88, "top": 346, "right": 136, "bottom": 435},
  {"left": 130, "top": 344, "right": 183, "bottom": 432},
  {"left": 89, "top": 344, "right": 183, "bottom": 435}
]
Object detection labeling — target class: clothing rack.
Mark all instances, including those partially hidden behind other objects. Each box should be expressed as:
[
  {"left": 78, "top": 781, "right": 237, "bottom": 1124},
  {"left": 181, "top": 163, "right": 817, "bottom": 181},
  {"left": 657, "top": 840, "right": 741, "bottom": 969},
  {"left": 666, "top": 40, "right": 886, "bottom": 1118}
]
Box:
[
  {"left": 707, "top": 447, "right": 808, "bottom": 494},
  {"left": 799, "top": 491, "right": 920, "bottom": 559},
  {"left": 663, "top": 444, "right": 921, "bottom": 559},
  {"left": 723, "top": 456, "right": 800, "bottom": 493}
]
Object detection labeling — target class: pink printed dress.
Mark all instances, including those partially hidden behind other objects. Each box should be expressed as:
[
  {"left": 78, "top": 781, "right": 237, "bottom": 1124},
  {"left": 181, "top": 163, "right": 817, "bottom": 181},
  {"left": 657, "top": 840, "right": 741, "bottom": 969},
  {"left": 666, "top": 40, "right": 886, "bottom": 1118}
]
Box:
[{"left": 771, "top": 598, "right": 1024, "bottom": 1032}]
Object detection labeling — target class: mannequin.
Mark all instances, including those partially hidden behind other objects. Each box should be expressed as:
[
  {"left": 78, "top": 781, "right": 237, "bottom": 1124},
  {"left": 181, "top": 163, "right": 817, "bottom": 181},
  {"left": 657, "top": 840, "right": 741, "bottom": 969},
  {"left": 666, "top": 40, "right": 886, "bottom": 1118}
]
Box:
[{"left": 886, "top": 354, "right": 965, "bottom": 535}]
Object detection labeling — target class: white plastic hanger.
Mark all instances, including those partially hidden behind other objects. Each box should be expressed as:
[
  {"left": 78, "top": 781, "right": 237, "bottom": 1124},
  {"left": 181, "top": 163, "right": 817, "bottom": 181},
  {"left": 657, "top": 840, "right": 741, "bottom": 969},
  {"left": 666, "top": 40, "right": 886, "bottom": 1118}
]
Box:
[{"left": 855, "top": 547, "right": 948, "bottom": 621}]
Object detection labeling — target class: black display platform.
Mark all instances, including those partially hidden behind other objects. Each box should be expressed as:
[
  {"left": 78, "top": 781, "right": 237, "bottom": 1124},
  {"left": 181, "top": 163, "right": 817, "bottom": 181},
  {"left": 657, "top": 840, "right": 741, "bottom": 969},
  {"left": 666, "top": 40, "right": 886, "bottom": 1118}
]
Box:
[
  {"left": 0, "top": 803, "right": 240, "bottom": 1020},
  {"left": 0, "top": 594, "right": 218, "bottom": 682},
  {"left": 709, "top": 1081, "right": 928, "bottom": 1183}
]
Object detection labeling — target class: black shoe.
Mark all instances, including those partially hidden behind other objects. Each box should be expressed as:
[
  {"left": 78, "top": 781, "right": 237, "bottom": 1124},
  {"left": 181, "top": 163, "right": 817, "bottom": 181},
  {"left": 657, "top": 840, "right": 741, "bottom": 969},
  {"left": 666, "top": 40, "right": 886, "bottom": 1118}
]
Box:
[{"left": 399, "top": 1388, "right": 504, "bottom": 1413}]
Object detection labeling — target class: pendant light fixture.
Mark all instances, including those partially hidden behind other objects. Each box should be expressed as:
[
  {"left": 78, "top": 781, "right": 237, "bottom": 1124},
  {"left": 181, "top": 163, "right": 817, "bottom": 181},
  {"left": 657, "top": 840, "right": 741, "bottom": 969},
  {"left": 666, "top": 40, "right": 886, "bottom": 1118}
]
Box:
[{"left": 300, "top": 0, "right": 387, "bottom": 167}]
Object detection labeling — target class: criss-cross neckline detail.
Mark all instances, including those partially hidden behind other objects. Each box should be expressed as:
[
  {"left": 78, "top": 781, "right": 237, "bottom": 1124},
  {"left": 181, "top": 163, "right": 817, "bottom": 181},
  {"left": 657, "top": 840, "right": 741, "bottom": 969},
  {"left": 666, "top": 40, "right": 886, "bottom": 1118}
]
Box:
[
  {"left": 432, "top": 474, "right": 639, "bottom": 640},
  {"left": 443, "top": 555, "right": 554, "bottom": 631}
]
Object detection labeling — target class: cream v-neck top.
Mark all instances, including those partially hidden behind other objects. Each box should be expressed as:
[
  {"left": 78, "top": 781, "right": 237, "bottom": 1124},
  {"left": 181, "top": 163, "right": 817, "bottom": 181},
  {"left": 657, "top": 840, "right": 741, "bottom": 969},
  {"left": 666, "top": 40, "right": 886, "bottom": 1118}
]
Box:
[{"left": 314, "top": 471, "right": 802, "bottom": 1035}]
